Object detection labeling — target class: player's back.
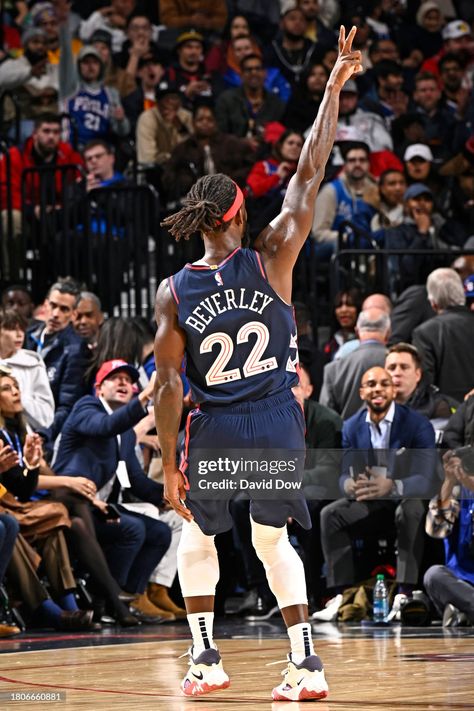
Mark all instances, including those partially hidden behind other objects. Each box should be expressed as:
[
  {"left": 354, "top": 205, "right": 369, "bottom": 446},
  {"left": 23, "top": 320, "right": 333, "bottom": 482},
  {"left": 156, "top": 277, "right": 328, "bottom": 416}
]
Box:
[{"left": 169, "top": 247, "right": 298, "bottom": 405}]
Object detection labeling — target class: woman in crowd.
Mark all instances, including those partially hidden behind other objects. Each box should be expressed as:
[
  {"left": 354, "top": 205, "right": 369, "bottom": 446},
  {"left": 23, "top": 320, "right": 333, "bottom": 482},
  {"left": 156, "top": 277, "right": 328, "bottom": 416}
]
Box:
[
  {"left": 282, "top": 63, "right": 329, "bottom": 134},
  {"left": 322, "top": 288, "right": 362, "bottom": 362},
  {"left": 245, "top": 129, "right": 304, "bottom": 238},
  {"left": 0, "top": 366, "right": 97, "bottom": 630},
  {"left": 0, "top": 309, "right": 54, "bottom": 430}
]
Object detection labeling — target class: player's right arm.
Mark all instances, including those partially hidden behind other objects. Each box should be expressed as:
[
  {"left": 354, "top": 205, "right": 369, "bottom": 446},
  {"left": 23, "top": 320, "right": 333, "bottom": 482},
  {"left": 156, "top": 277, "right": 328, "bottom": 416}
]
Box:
[
  {"left": 254, "top": 26, "right": 361, "bottom": 304},
  {"left": 154, "top": 279, "right": 193, "bottom": 522}
]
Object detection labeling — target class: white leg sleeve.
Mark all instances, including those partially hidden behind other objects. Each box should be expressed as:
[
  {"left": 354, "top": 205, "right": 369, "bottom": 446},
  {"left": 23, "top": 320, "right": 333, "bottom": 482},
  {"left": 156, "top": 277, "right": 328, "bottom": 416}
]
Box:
[
  {"left": 177, "top": 519, "right": 220, "bottom": 598},
  {"left": 251, "top": 517, "right": 308, "bottom": 609},
  {"left": 149, "top": 510, "right": 182, "bottom": 588}
]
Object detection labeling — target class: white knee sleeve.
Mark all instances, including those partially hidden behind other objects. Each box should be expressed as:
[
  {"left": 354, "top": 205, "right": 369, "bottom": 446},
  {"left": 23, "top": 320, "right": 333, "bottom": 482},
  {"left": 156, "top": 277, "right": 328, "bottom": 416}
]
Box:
[
  {"left": 251, "top": 518, "right": 307, "bottom": 609},
  {"left": 177, "top": 519, "right": 220, "bottom": 598}
]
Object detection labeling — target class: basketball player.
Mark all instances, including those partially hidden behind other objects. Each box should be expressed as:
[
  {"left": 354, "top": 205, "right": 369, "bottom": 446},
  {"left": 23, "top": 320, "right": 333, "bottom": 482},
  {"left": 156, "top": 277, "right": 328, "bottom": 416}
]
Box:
[{"left": 154, "top": 26, "right": 362, "bottom": 702}]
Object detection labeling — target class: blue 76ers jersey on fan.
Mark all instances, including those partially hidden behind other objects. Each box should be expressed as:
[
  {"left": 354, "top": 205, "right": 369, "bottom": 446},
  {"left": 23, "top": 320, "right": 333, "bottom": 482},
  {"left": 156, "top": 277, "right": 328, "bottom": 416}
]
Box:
[
  {"left": 169, "top": 247, "right": 299, "bottom": 404},
  {"left": 65, "top": 88, "right": 111, "bottom": 146}
]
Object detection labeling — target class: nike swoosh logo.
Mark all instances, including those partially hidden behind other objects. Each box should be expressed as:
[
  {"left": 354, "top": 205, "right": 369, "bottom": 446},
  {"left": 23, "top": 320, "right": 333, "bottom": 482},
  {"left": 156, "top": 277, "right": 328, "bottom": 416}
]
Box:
[
  {"left": 297, "top": 677, "right": 305, "bottom": 686},
  {"left": 192, "top": 671, "right": 204, "bottom": 680}
]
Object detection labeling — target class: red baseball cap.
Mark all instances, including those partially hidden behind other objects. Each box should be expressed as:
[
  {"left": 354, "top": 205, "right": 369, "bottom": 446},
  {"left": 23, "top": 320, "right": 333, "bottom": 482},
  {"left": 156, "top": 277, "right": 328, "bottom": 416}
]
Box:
[{"left": 95, "top": 359, "right": 140, "bottom": 387}]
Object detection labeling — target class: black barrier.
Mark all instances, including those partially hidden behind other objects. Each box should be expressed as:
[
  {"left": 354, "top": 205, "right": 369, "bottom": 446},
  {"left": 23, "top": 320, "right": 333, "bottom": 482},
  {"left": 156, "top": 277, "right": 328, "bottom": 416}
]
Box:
[
  {"left": 83, "top": 183, "right": 160, "bottom": 317},
  {"left": 20, "top": 163, "right": 85, "bottom": 297},
  {"left": 330, "top": 247, "right": 474, "bottom": 300},
  {"left": 0, "top": 139, "right": 22, "bottom": 282}
]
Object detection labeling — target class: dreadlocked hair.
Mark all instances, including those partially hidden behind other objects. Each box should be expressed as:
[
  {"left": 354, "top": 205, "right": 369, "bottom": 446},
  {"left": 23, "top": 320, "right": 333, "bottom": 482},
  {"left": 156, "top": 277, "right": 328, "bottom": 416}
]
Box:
[{"left": 160, "top": 174, "right": 237, "bottom": 241}]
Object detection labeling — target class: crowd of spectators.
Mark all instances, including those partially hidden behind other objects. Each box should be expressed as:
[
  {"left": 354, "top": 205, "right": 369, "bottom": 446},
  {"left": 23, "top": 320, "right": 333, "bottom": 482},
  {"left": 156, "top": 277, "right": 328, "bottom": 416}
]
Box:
[{"left": 1, "top": 1, "right": 474, "bottom": 637}]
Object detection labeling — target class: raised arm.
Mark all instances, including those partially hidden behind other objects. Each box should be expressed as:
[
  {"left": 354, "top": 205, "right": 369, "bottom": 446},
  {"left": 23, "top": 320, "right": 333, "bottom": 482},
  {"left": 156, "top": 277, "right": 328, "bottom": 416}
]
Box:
[
  {"left": 254, "top": 26, "right": 361, "bottom": 301},
  {"left": 153, "top": 279, "right": 193, "bottom": 522}
]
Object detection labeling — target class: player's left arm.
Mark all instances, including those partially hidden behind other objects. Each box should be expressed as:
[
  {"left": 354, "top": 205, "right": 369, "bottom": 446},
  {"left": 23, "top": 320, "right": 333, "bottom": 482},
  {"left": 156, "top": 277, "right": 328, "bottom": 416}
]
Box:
[{"left": 254, "top": 26, "right": 362, "bottom": 302}]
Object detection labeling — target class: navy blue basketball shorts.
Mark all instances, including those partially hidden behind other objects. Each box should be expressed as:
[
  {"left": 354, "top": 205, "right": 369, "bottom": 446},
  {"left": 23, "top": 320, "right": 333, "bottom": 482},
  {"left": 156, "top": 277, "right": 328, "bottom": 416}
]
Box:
[{"left": 180, "top": 389, "right": 311, "bottom": 535}]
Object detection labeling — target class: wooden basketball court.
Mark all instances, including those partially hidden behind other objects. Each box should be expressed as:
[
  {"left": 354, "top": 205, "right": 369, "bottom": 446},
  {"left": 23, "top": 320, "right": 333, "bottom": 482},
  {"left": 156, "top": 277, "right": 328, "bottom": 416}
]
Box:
[{"left": 1, "top": 622, "right": 473, "bottom": 710}]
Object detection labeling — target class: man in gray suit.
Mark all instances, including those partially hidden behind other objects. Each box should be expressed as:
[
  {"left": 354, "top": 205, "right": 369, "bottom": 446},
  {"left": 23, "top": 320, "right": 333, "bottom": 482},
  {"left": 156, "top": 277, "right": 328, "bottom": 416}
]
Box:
[{"left": 320, "top": 308, "right": 390, "bottom": 418}]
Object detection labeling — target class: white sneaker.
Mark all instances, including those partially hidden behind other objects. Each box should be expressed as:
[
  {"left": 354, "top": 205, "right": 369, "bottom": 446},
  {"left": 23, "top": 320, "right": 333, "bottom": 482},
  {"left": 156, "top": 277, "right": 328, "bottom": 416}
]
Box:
[
  {"left": 311, "top": 594, "right": 343, "bottom": 622},
  {"left": 386, "top": 593, "right": 408, "bottom": 623},
  {"left": 272, "top": 654, "right": 329, "bottom": 701},
  {"left": 181, "top": 647, "right": 230, "bottom": 696}
]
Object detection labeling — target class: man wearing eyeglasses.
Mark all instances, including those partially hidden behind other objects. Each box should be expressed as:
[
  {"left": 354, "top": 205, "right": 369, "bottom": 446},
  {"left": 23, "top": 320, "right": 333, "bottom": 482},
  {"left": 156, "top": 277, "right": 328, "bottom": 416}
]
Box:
[{"left": 314, "top": 366, "right": 437, "bottom": 621}]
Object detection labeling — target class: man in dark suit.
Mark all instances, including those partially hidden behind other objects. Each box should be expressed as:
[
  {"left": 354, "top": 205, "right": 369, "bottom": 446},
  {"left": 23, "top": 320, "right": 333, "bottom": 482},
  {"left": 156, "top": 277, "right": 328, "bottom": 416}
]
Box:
[
  {"left": 314, "top": 366, "right": 437, "bottom": 620},
  {"left": 413, "top": 268, "right": 474, "bottom": 402},
  {"left": 54, "top": 358, "right": 172, "bottom": 622},
  {"left": 319, "top": 308, "right": 390, "bottom": 418},
  {"left": 26, "top": 279, "right": 89, "bottom": 444}
]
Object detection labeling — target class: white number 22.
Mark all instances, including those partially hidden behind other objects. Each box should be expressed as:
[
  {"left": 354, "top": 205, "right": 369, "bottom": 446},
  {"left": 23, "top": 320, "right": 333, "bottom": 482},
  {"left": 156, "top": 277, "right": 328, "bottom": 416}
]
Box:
[{"left": 200, "top": 321, "right": 278, "bottom": 386}]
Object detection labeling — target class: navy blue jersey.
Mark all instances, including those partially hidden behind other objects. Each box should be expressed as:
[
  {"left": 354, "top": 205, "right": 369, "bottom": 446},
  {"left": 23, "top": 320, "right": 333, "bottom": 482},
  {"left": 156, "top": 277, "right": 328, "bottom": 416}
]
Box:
[
  {"left": 65, "top": 88, "right": 111, "bottom": 146},
  {"left": 169, "top": 247, "right": 299, "bottom": 405}
]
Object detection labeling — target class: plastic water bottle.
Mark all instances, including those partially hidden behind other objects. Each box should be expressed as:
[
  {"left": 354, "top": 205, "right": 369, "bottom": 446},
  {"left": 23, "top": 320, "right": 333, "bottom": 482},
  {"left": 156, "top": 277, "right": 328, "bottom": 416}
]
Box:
[{"left": 373, "top": 574, "right": 389, "bottom": 623}]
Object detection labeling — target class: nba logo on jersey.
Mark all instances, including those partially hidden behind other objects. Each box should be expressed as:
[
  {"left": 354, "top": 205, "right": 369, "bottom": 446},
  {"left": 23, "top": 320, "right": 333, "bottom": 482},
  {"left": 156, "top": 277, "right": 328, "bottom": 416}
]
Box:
[{"left": 215, "top": 272, "right": 224, "bottom": 287}]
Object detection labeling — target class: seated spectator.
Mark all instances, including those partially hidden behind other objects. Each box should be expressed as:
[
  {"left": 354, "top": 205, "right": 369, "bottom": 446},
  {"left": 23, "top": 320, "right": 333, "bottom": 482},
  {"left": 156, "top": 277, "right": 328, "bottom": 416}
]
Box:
[
  {"left": 398, "top": 1, "right": 444, "bottom": 66},
  {"left": 385, "top": 183, "right": 463, "bottom": 293},
  {"left": 90, "top": 29, "right": 136, "bottom": 99},
  {"left": 162, "top": 104, "right": 254, "bottom": 206},
  {"left": 31, "top": 1, "right": 82, "bottom": 66},
  {"left": 0, "top": 113, "right": 82, "bottom": 280},
  {"left": 0, "top": 27, "right": 54, "bottom": 141},
  {"left": 360, "top": 60, "right": 407, "bottom": 123},
  {"left": 246, "top": 129, "right": 303, "bottom": 202},
  {"left": 83, "top": 139, "right": 127, "bottom": 191},
  {"left": 163, "top": 30, "right": 213, "bottom": 111},
  {"left": 73, "top": 291, "right": 104, "bottom": 349},
  {"left": 385, "top": 342, "right": 458, "bottom": 431},
  {"left": 79, "top": 0, "right": 139, "bottom": 54},
  {"left": 0, "top": 370, "right": 96, "bottom": 631},
  {"left": 311, "top": 141, "right": 378, "bottom": 256},
  {"left": 205, "top": 14, "right": 252, "bottom": 75},
  {"left": 215, "top": 54, "right": 286, "bottom": 148},
  {"left": 0, "top": 310, "right": 54, "bottom": 430},
  {"left": 413, "top": 268, "right": 474, "bottom": 403},
  {"left": 424, "top": 449, "right": 474, "bottom": 626},
  {"left": 422, "top": 19, "right": 473, "bottom": 80},
  {"left": 26, "top": 279, "right": 89, "bottom": 443},
  {"left": 403, "top": 143, "right": 445, "bottom": 203},
  {"left": 59, "top": 20, "right": 130, "bottom": 150},
  {"left": 337, "top": 79, "right": 394, "bottom": 154},
  {"left": 122, "top": 52, "right": 165, "bottom": 135},
  {"left": 370, "top": 169, "right": 406, "bottom": 233},
  {"left": 282, "top": 62, "right": 328, "bottom": 133},
  {"left": 1, "top": 286, "right": 36, "bottom": 325},
  {"left": 297, "top": 0, "right": 336, "bottom": 47},
  {"left": 410, "top": 71, "right": 458, "bottom": 158},
  {"left": 264, "top": 3, "right": 321, "bottom": 91},
  {"left": 321, "top": 288, "right": 362, "bottom": 362},
  {"left": 335, "top": 293, "right": 392, "bottom": 361},
  {"left": 112, "top": 15, "right": 162, "bottom": 82},
  {"left": 439, "top": 53, "right": 469, "bottom": 120},
  {"left": 158, "top": 0, "right": 228, "bottom": 34},
  {"left": 438, "top": 136, "right": 474, "bottom": 237},
  {"left": 53, "top": 359, "right": 173, "bottom": 622},
  {"left": 245, "top": 128, "right": 304, "bottom": 237},
  {"left": 320, "top": 308, "right": 390, "bottom": 418},
  {"left": 314, "top": 366, "right": 436, "bottom": 621},
  {"left": 214, "top": 34, "right": 290, "bottom": 102},
  {"left": 389, "top": 285, "right": 435, "bottom": 345},
  {"left": 136, "top": 81, "right": 193, "bottom": 166}
]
